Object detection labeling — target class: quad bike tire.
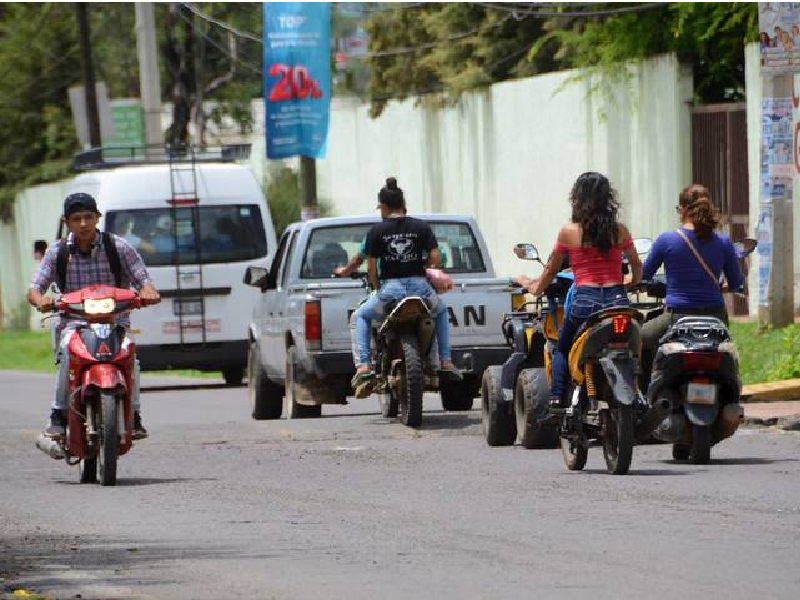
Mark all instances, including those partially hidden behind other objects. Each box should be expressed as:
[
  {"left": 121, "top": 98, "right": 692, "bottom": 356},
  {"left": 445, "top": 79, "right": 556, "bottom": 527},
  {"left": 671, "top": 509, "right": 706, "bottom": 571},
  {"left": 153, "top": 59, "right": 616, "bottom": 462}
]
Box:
[
  {"left": 515, "top": 368, "right": 559, "bottom": 449},
  {"left": 481, "top": 366, "right": 516, "bottom": 446}
]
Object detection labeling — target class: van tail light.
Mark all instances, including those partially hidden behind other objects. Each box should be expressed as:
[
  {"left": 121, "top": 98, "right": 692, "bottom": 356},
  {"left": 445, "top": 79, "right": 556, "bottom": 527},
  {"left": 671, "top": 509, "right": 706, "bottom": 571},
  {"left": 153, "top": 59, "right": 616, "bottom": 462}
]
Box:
[
  {"left": 682, "top": 352, "right": 722, "bottom": 371},
  {"left": 305, "top": 301, "right": 322, "bottom": 350},
  {"left": 612, "top": 315, "right": 630, "bottom": 336}
]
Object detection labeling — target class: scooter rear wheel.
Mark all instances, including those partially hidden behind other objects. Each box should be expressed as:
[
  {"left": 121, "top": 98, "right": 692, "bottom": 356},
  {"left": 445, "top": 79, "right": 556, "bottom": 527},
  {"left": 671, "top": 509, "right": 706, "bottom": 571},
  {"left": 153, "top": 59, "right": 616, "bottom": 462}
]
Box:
[
  {"left": 602, "top": 406, "right": 634, "bottom": 475},
  {"left": 691, "top": 424, "right": 711, "bottom": 465},
  {"left": 560, "top": 436, "right": 588, "bottom": 471}
]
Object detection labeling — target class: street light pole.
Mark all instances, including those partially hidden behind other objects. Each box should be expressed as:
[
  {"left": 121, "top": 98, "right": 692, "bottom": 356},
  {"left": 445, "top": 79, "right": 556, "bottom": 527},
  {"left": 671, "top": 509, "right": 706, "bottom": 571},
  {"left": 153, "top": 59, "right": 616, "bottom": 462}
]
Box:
[{"left": 75, "top": 2, "right": 101, "bottom": 148}]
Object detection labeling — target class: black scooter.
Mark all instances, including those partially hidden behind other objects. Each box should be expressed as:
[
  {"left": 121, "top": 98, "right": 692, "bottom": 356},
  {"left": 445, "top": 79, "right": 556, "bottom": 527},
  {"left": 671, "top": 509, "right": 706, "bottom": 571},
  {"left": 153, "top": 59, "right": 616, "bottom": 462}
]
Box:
[{"left": 633, "top": 238, "right": 757, "bottom": 463}]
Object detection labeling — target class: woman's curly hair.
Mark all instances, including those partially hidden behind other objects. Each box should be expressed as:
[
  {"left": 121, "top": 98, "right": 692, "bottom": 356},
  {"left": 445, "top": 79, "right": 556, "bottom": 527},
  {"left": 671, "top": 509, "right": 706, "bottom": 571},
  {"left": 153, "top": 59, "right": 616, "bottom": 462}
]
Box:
[
  {"left": 679, "top": 184, "right": 718, "bottom": 241},
  {"left": 569, "top": 172, "right": 620, "bottom": 254}
]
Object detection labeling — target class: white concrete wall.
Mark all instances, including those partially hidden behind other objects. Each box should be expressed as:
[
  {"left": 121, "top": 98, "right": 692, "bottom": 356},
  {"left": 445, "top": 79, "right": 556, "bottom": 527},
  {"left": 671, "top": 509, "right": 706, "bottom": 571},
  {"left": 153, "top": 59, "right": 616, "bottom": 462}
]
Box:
[
  {"left": 312, "top": 54, "right": 694, "bottom": 279},
  {"left": 0, "top": 180, "right": 73, "bottom": 329}
]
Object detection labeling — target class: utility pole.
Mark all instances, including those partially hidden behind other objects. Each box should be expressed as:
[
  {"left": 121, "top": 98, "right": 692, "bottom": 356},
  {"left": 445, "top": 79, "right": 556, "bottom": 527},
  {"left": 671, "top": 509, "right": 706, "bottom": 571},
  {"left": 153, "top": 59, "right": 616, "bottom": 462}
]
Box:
[
  {"left": 301, "top": 157, "right": 319, "bottom": 221},
  {"left": 75, "top": 3, "right": 101, "bottom": 148},
  {"left": 135, "top": 2, "right": 163, "bottom": 148}
]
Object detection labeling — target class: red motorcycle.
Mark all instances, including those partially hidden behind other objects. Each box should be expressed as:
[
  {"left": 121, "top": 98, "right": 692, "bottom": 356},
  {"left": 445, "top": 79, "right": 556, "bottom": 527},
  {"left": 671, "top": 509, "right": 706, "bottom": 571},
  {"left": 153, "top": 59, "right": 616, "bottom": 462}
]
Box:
[{"left": 36, "top": 285, "right": 144, "bottom": 486}]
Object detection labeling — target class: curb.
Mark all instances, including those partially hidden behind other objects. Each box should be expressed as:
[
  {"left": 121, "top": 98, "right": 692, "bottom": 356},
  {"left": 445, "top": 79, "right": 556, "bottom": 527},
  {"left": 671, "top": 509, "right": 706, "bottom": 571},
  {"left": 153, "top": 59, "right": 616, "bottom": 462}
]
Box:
[
  {"left": 742, "top": 414, "right": 800, "bottom": 430},
  {"left": 741, "top": 379, "right": 800, "bottom": 403}
]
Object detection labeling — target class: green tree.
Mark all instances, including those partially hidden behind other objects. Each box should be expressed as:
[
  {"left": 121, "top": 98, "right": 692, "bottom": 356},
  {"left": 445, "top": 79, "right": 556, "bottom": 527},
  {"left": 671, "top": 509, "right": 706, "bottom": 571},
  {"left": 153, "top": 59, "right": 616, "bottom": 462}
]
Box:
[{"left": 364, "top": 2, "right": 758, "bottom": 117}]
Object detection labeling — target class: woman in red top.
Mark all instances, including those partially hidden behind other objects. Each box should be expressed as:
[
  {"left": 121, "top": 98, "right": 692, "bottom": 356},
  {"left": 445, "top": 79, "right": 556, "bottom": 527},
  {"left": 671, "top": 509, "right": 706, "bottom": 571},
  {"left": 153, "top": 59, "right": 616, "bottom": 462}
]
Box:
[{"left": 520, "top": 172, "right": 642, "bottom": 406}]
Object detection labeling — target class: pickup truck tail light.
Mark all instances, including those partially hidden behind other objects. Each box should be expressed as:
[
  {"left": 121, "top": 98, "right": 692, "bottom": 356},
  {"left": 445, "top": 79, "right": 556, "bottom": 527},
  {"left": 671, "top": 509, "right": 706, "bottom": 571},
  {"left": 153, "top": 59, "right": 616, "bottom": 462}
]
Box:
[{"left": 305, "top": 300, "right": 322, "bottom": 351}]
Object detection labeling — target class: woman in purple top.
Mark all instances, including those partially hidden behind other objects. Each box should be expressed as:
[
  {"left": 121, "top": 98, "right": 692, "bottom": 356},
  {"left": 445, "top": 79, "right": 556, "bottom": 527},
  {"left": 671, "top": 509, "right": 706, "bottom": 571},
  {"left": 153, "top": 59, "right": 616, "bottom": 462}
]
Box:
[{"left": 639, "top": 184, "right": 743, "bottom": 390}]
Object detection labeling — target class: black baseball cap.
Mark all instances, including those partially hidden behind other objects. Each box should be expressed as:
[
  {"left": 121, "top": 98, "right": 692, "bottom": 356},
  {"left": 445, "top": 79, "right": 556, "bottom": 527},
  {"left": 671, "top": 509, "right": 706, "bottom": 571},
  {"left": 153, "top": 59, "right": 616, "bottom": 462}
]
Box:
[{"left": 63, "top": 193, "right": 100, "bottom": 217}]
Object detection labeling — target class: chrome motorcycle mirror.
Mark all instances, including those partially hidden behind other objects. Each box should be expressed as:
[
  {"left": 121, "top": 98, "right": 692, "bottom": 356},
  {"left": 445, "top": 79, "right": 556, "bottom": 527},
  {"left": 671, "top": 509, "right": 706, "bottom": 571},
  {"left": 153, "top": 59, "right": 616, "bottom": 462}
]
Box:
[
  {"left": 514, "top": 243, "right": 540, "bottom": 261},
  {"left": 633, "top": 237, "right": 653, "bottom": 256}
]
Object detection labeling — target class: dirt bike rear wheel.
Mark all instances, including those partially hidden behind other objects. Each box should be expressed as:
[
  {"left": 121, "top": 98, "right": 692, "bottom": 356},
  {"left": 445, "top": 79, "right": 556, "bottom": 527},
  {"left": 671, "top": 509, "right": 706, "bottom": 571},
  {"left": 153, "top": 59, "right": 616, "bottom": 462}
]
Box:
[
  {"left": 398, "top": 335, "right": 424, "bottom": 427},
  {"left": 98, "top": 390, "right": 119, "bottom": 486}
]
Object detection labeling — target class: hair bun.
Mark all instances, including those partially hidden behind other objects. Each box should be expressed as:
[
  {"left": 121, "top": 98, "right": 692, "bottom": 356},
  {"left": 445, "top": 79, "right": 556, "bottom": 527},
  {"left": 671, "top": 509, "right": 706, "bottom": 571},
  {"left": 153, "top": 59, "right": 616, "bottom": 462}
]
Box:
[{"left": 386, "top": 177, "right": 398, "bottom": 190}]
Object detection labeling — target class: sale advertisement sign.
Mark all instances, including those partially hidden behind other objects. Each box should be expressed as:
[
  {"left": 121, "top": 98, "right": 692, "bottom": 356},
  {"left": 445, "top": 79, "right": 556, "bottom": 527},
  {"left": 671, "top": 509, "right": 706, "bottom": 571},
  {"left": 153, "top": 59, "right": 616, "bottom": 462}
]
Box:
[{"left": 263, "top": 2, "right": 331, "bottom": 159}]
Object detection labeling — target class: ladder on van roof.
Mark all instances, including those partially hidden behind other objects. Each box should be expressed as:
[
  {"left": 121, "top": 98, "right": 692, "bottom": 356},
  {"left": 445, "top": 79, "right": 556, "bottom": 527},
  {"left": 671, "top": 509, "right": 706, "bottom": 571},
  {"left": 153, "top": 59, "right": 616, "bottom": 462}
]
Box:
[{"left": 168, "top": 146, "right": 207, "bottom": 348}]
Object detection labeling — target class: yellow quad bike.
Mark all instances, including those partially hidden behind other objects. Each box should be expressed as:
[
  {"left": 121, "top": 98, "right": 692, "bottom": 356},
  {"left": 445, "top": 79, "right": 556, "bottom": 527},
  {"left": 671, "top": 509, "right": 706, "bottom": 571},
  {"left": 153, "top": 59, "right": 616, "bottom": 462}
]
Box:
[{"left": 556, "top": 305, "right": 647, "bottom": 474}]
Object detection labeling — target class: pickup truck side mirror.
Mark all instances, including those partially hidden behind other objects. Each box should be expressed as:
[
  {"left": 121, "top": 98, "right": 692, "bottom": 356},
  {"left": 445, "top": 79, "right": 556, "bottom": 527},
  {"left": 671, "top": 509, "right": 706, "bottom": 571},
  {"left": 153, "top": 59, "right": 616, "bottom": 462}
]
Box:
[
  {"left": 243, "top": 266, "right": 269, "bottom": 290},
  {"left": 734, "top": 238, "right": 757, "bottom": 259}
]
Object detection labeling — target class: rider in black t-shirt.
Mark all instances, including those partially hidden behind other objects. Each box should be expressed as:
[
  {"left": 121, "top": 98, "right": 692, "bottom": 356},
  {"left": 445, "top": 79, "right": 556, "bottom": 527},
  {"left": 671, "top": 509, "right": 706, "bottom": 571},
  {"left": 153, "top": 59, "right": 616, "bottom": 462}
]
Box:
[{"left": 350, "top": 177, "right": 461, "bottom": 396}]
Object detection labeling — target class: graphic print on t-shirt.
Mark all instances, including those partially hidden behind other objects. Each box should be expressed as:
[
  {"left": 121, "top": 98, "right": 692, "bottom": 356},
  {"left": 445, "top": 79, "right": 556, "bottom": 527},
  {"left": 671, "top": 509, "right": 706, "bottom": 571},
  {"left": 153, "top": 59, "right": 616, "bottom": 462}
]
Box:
[{"left": 365, "top": 217, "right": 437, "bottom": 280}]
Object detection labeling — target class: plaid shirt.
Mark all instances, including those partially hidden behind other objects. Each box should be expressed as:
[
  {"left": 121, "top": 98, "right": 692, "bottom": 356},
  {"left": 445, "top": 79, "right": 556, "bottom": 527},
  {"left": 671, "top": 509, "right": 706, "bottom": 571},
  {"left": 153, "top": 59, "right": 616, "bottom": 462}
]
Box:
[{"left": 31, "top": 231, "right": 152, "bottom": 330}]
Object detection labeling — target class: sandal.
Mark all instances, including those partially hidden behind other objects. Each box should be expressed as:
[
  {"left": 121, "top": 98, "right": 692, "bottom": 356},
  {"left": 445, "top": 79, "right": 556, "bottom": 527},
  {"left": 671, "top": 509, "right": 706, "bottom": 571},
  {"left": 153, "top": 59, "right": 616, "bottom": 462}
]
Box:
[
  {"left": 438, "top": 365, "right": 463, "bottom": 382},
  {"left": 351, "top": 370, "right": 376, "bottom": 399}
]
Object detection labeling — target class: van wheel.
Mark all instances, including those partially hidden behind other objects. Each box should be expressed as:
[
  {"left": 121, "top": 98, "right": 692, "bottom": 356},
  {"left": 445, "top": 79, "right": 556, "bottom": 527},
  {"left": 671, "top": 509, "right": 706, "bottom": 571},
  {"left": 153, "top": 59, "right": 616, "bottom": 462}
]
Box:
[
  {"left": 222, "top": 366, "right": 244, "bottom": 386},
  {"left": 285, "top": 346, "right": 322, "bottom": 419},
  {"left": 515, "top": 368, "right": 559, "bottom": 449},
  {"left": 440, "top": 378, "right": 475, "bottom": 411},
  {"left": 248, "top": 343, "right": 282, "bottom": 420},
  {"left": 481, "top": 366, "right": 516, "bottom": 446}
]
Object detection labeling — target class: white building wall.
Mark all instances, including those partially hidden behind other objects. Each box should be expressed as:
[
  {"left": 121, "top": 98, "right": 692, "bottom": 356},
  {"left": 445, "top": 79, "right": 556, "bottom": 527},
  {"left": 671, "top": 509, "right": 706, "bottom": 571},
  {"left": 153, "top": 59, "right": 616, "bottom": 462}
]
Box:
[{"left": 313, "top": 54, "right": 693, "bottom": 279}]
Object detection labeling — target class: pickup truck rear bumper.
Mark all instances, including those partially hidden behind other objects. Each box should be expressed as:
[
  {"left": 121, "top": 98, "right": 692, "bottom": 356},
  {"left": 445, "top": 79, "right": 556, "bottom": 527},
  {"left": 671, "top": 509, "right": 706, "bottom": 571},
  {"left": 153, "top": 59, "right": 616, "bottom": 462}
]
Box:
[
  {"left": 311, "top": 345, "right": 511, "bottom": 378},
  {"left": 137, "top": 340, "right": 247, "bottom": 371}
]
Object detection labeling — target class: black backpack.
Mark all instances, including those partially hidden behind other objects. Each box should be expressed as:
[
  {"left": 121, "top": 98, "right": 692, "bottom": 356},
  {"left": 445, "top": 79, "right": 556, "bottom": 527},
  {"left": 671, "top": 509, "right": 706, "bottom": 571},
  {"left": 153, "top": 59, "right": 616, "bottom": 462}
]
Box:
[{"left": 56, "top": 231, "right": 122, "bottom": 293}]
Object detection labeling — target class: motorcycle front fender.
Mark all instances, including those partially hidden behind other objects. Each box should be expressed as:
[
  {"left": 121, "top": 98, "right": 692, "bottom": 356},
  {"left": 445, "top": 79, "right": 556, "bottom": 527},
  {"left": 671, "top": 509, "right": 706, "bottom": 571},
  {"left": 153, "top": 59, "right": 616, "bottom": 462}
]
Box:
[
  {"left": 82, "top": 363, "right": 128, "bottom": 392},
  {"left": 598, "top": 356, "right": 637, "bottom": 406},
  {"left": 684, "top": 401, "right": 719, "bottom": 426}
]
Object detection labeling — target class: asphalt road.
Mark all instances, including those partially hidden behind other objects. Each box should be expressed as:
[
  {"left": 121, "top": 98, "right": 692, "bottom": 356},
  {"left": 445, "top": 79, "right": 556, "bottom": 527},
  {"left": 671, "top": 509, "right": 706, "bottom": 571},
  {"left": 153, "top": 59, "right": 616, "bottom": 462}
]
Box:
[{"left": 1, "top": 370, "right": 799, "bottom": 600}]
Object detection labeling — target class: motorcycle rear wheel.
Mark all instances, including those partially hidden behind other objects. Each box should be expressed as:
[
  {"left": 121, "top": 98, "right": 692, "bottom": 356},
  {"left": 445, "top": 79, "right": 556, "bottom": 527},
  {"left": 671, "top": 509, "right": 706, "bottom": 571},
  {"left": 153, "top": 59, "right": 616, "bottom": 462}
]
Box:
[
  {"left": 602, "top": 406, "right": 634, "bottom": 475},
  {"left": 691, "top": 424, "right": 711, "bottom": 465},
  {"left": 98, "top": 390, "right": 119, "bottom": 486},
  {"left": 398, "top": 335, "right": 424, "bottom": 427}
]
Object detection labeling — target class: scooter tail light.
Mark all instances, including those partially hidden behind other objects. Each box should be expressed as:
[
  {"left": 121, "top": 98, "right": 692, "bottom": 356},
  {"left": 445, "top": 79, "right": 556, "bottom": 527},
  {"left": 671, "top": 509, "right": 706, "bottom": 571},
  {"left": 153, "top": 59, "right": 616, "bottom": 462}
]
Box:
[
  {"left": 682, "top": 352, "right": 722, "bottom": 371},
  {"left": 305, "top": 301, "right": 322, "bottom": 349},
  {"left": 612, "top": 315, "right": 630, "bottom": 335}
]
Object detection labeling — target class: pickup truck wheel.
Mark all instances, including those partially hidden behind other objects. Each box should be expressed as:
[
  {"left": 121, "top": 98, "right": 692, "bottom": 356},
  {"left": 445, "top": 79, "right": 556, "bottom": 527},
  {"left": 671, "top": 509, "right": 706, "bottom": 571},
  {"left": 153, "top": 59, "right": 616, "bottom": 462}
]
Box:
[
  {"left": 515, "top": 368, "right": 559, "bottom": 449},
  {"left": 222, "top": 366, "right": 244, "bottom": 386},
  {"left": 248, "top": 343, "right": 282, "bottom": 420},
  {"left": 440, "top": 378, "right": 475, "bottom": 411},
  {"left": 397, "top": 335, "right": 424, "bottom": 427},
  {"left": 285, "top": 345, "right": 322, "bottom": 419},
  {"left": 481, "top": 366, "right": 515, "bottom": 446}
]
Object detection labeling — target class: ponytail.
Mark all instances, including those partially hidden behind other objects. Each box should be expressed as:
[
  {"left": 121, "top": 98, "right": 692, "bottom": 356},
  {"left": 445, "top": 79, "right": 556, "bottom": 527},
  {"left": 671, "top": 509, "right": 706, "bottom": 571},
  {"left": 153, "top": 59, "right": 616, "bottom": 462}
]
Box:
[{"left": 679, "top": 184, "right": 718, "bottom": 241}]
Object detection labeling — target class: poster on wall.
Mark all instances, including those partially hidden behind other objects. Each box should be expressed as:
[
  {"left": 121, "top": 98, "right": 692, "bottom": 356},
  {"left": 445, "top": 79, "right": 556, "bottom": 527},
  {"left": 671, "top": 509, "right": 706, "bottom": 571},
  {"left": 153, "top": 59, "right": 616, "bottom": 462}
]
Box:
[
  {"left": 759, "top": 2, "right": 800, "bottom": 73},
  {"left": 757, "top": 203, "right": 774, "bottom": 306},
  {"left": 761, "top": 98, "right": 794, "bottom": 200},
  {"left": 263, "top": 2, "right": 331, "bottom": 160}
]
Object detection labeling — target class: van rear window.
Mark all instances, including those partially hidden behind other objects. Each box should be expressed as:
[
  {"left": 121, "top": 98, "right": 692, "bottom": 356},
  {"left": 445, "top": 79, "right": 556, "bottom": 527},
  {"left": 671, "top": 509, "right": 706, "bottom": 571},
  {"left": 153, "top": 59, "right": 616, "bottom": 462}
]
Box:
[{"left": 106, "top": 205, "right": 268, "bottom": 266}]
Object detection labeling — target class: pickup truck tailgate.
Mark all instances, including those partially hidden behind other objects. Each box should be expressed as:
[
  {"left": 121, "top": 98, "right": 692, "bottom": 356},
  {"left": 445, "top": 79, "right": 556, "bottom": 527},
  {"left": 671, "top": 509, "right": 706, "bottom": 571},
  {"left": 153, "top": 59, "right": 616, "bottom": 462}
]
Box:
[{"left": 306, "top": 278, "right": 513, "bottom": 352}]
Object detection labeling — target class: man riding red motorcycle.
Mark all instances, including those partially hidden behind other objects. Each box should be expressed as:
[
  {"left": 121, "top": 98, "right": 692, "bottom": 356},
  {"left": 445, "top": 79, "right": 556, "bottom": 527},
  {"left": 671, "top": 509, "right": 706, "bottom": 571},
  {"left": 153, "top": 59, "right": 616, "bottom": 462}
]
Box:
[{"left": 27, "top": 193, "right": 160, "bottom": 440}]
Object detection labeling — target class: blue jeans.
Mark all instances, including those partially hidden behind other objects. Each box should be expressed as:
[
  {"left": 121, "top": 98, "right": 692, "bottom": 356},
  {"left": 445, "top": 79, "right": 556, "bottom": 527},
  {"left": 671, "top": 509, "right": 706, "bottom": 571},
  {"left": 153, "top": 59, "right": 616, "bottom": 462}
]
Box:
[
  {"left": 551, "top": 285, "right": 629, "bottom": 400},
  {"left": 352, "top": 277, "right": 450, "bottom": 368}
]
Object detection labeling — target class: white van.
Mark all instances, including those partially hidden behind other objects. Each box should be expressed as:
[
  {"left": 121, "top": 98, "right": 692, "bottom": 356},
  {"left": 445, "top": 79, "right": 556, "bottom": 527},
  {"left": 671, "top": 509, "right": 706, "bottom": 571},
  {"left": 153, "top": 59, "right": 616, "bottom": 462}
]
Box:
[{"left": 64, "top": 154, "right": 277, "bottom": 384}]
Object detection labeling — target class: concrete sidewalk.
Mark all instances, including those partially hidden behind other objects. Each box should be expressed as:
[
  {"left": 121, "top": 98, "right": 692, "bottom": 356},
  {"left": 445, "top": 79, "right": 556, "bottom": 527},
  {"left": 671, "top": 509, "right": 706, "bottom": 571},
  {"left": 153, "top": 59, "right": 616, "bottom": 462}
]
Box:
[{"left": 743, "top": 400, "right": 800, "bottom": 429}]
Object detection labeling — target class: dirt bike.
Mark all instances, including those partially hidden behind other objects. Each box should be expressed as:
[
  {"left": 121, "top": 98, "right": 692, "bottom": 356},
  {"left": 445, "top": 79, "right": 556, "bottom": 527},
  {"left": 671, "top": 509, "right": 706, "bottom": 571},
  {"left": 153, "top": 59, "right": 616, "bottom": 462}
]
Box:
[
  {"left": 632, "top": 238, "right": 757, "bottom": 464},
  {"left": 372, "top": 296, "right": 439, "bottom": 428},
  {"left": 36, "top": 285, "right": 145, "bottom": 486}
]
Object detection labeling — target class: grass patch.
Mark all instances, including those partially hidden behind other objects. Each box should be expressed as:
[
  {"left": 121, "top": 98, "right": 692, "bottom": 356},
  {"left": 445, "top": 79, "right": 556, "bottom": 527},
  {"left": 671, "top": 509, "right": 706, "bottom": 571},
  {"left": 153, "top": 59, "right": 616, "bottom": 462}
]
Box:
[
  {"left": 729, "top": 322, "right": 794, "bottom": 385},
  {"left": 0, "top": 330, "right": 220, "bottom": 379}
]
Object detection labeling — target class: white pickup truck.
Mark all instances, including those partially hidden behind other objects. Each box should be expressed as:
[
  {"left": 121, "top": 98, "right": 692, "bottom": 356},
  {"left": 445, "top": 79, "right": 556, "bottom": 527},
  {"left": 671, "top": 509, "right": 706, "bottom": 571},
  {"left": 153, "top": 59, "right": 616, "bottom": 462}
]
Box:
[{"left": 243, "top": 214, "right": 522, "bottom": 419}]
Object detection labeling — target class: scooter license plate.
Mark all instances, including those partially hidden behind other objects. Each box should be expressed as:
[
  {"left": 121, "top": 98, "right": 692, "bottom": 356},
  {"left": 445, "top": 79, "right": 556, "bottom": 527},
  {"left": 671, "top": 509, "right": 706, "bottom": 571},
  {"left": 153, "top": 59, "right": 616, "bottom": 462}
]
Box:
[{"left": 687, "top": 382, "right": 717, "bottom": 405}]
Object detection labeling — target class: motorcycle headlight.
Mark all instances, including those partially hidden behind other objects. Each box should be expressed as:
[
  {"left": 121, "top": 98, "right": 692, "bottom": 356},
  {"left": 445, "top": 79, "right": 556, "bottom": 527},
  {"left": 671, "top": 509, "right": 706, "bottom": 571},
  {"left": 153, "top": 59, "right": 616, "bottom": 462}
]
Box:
[
  {"left": 718, "top": 341, "right": 739, "bottom": 361},
  {"left": 84, "top": 298, "right": 115, "bottom": 315}
]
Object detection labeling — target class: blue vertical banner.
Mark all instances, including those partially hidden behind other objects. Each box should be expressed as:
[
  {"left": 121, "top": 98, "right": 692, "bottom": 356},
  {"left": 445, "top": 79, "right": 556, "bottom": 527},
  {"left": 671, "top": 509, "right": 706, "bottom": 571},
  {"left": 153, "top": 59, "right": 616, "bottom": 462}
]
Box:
[{"left": 263, "top": 2, "right": 331, "bottom": 159}]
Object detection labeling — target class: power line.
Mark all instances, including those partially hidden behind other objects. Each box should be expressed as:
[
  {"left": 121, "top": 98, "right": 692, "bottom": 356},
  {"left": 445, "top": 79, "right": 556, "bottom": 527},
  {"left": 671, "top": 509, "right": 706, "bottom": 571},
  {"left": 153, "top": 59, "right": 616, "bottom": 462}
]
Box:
[
  {"left": 182, "top": 3, "right": 262, "bottom": 44},
  {"left": 178, "top": 9, "right": 262, "bottom": 76},
  {"left": 475, "top": 2, "right": 665, "bottom": 19}
]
